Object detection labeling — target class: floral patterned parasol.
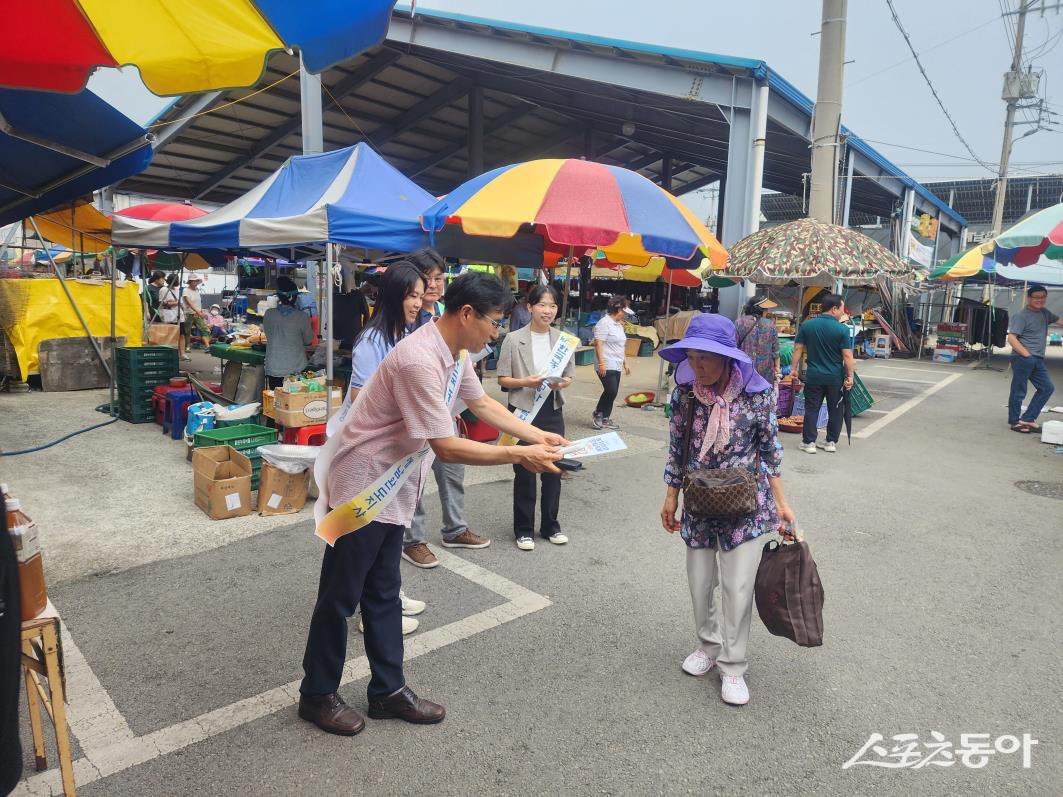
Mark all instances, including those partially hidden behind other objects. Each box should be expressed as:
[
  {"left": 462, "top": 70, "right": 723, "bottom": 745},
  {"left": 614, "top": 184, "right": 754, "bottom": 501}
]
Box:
[{"left": 718, "top": 217, "right": 912, "bottom": 287}]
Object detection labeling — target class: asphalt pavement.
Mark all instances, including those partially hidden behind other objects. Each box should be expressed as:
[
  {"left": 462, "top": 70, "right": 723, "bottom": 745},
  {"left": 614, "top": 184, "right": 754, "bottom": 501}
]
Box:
[{"left": 3, "top": 348, "right": 1061, "bottom": 795}]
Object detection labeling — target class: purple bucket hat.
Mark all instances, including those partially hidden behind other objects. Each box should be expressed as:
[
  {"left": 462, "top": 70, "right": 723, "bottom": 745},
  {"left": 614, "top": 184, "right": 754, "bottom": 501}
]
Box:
[{"left": 658, "top": 313, "right": 770, "bottom": 393}]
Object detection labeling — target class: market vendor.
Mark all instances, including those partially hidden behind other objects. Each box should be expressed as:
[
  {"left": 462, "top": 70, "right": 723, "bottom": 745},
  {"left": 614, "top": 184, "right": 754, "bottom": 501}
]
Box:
[
  {"left": 262, "top": 276, "right": 314, "bottom": 389},
  {"left": 300, "top": 272, "right": 566, "bottom": 736}
]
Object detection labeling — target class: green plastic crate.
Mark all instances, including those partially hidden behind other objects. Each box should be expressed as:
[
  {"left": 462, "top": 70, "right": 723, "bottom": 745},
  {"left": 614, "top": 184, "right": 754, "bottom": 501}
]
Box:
[
  {"left": 115, "top": 346, "right": 179, "bottom": 367},
  {"left": 574, "top": 346, "right": 596, "bottom": 366},
  {"left": 850, "top": 373, "right": 874, "bottom": 416},
  {"left": 193, "top": 423, "right": 277, "bottom": 450}
]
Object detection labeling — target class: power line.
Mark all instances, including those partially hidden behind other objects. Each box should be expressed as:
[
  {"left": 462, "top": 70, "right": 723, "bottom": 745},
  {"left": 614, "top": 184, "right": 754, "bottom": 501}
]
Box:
[
  {"left": 846, "top": 14, "right": 1003, "bottom": 88},
  {"left": 883, "top": 0, "right": 997, "bottom": 173}
]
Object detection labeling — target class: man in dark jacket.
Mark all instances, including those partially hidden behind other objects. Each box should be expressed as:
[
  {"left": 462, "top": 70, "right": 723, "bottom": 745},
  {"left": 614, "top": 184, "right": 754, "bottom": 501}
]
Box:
[{"left": 0, "top": 495, "right": 22, "bottom": 794}]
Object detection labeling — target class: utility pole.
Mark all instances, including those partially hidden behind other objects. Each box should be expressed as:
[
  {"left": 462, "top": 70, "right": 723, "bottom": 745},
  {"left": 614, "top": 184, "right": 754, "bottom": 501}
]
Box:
[
  {"left": 808, "top": 0, "right": 847, "bottom": 224},
  {"left": 990, "top": 1, "right": 1031, "bottom": 235}
]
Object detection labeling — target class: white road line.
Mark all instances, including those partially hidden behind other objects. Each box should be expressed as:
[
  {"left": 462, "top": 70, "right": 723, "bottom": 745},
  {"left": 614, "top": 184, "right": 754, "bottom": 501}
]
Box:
[
  {"left": 58, "top": 622, "right": 136, "bottom": 751},
  {"left": 13, "top": 554, "right": 551, "bottom": 797},
  {"left": 857, "top": 374, "right": 940, "bottom": 385},
  {"left": 859, "top": 409, "right": 889, "bottom": 414},
  {"left": 862, "top": 365, "right": 964, "bottom": 374},
  {"left": 852, "top": 372, "right": 964, "bottom": 439}
]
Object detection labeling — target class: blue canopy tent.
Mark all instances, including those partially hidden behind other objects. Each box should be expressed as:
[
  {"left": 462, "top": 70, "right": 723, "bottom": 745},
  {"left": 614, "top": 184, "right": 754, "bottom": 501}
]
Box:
[
  {"left": 111, "top": 142, "right": 541, "bottom": 403},
  {"left": 110, "top": 141, "right": 542, "bottom": 264}
]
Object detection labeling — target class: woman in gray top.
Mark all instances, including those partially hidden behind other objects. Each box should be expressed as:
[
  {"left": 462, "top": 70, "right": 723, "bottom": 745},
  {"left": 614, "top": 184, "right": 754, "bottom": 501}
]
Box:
[{"left": 263, "top": 275, "right": 314, "bottom": 388}]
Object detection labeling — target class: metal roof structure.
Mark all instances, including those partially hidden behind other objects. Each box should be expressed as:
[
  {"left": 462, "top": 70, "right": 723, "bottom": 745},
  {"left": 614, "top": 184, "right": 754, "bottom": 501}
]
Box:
[
  {"left": 923, "top": 174, "right": 1063, "bottom": 228},
  {"left": 126, "top": 5, "right": 966, "bottom": 275}
]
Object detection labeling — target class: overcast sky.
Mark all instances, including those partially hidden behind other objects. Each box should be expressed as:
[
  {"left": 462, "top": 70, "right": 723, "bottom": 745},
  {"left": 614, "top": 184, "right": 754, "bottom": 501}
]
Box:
[{"left": 90, "top": 0, "right": 1061, "bottom": 189}]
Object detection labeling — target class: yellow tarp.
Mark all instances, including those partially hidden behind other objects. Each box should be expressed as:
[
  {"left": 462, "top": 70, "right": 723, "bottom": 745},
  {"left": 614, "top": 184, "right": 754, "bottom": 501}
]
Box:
[
  {"left": 0, "top": 278, "right": 143, "bottom": 381},
  {"left": 29, "top": 202, "right": 112, "bottom": 253}
]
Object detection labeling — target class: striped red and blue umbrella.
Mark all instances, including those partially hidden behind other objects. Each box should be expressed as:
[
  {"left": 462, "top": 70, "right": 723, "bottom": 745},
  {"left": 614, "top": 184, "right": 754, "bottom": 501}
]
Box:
[
  {"left": 421, "top": 158, "right": 727, "bottom": 269},
  {"left": 0, "top": 0, "right": 397, "bottom": 96},
  {"left": 991, "top": 201, "right": 1063, "bottom": 266}
]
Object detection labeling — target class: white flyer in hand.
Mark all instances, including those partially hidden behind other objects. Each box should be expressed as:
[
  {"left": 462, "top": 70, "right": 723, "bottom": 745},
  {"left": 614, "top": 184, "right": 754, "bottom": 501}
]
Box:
[{"left": 561, "top": 432, "right": 626, "bottom": 459}]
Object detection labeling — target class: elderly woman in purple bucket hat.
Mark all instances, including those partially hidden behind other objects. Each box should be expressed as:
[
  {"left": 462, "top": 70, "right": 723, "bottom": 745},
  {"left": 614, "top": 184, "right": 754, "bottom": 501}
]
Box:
[{"left": 658, "top": 313, "right": 797, "bottom": 706}]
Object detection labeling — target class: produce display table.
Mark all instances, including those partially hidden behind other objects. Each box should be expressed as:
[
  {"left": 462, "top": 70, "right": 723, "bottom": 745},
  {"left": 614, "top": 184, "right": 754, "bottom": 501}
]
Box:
[{"left": 208, "top": 343, "right": 265, "bottom": 366}]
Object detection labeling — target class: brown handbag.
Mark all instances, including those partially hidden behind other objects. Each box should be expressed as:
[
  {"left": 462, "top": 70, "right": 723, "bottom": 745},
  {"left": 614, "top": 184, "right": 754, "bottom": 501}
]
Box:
[
  {"left": 679, "top": 390, "right": 758, "bottom": 519},
  {"left": 754, "top": 536, "right": 824, "bottom": 647}
]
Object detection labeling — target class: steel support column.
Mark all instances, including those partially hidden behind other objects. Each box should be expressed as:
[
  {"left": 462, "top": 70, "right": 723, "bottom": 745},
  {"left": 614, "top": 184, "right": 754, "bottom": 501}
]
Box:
[
  {"left": 467, "top": 85, "right": 484, "bottom": 177},
  {"left": 299, "top": 56, "right": 324, "bottom": 156}
]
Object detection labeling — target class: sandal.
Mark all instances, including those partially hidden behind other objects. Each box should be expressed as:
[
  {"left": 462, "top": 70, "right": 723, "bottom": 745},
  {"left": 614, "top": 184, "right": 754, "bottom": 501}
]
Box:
[
  {"left": 1019, "top": 421, "right": 1041, "bottom": 432},
  {"left": 1010, "top": 423, "right": 1031, "bottom": 433}
]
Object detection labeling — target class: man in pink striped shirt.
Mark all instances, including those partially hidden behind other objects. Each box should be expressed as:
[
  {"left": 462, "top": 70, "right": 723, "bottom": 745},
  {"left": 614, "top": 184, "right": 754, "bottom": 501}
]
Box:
[{"left": 300, "top": 272, "right": 567, "bottom": 737}]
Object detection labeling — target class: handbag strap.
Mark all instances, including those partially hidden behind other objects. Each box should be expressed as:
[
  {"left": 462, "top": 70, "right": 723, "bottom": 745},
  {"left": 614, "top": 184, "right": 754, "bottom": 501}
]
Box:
[{"left": 679, "top": 389, "right": 695, "bottom": 476}]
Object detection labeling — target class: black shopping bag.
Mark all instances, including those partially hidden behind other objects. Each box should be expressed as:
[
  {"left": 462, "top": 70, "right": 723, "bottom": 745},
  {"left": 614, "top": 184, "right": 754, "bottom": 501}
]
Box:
[{"left": 754, "top": 538, "right": 824, "bottom": 647}]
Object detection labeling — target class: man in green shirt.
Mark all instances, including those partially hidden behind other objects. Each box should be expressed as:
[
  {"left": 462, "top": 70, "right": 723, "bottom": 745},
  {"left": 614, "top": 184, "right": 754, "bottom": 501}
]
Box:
[{"left": 792, "top": 294, "right": 854, "bottom": 454}]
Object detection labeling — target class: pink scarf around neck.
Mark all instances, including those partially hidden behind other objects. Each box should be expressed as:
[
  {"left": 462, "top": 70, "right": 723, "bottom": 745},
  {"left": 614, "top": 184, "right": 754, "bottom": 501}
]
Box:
[{"left": 692, "top": 364, "right": 743, "bottom": 461}]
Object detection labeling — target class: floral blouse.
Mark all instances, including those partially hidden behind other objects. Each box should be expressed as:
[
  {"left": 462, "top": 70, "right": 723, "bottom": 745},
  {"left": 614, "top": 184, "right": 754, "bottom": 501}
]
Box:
[
  {"left": 735, "top": 315, "right": 780, "bottom": 385},
  {"left": 663, "top": 386, "right": 784, "bottom": 551}
]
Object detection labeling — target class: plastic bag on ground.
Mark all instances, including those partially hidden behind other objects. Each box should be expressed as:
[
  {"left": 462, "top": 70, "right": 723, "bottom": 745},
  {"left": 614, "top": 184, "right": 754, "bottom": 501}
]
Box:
[
  {"left": 212, "top": 402, "right": 261, "bottom": 422},
  {"left": 258, "top": 444, "right": 320, "bottom": 474}
]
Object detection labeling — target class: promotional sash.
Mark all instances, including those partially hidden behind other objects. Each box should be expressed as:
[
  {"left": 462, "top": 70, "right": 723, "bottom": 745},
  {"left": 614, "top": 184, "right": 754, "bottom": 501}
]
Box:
[
  {"left": 315, "top": 351, "right": 467, "bottom": 546},
  {"left": 497, "top": 331, "right": 579, "bottom": 447}
]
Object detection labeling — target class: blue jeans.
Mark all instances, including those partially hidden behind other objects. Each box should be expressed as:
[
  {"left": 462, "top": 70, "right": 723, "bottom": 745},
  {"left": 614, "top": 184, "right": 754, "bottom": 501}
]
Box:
[{"left": 1009, "top": 355, "right": 1055, "bottom": 424}]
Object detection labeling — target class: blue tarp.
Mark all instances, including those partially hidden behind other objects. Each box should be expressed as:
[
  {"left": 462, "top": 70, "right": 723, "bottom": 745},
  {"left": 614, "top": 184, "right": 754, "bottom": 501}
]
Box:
[{"left": 0, "top": 88, "right": 152, "bottom": 228}]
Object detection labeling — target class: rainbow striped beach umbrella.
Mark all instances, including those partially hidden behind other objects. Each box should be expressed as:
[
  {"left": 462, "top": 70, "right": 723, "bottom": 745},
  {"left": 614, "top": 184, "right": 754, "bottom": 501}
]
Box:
[
  {"left": 0, "top": 0, "right": 396, "bottom": 96},
  {"left": 421, "top": 158, "right": 728, "bottom": 269},
  {"left": 991, "top": 202, "right": 1063, "bottom": 266}
]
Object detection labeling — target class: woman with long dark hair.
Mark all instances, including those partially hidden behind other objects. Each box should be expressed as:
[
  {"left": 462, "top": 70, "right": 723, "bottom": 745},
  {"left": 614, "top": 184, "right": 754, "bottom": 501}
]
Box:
[
  {"left": 262, "top": 275, "right": 314, "bottom": 388},
  {"left": 332, "top": 262, "right": 425, "bottom": 428},
  {"left": 328, "top": 262, "right": 428, "bottom": 635}
]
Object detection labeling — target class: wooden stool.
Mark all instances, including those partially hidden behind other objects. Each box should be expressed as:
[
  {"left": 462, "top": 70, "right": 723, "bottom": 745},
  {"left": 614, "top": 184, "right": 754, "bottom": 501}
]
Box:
[{"left": 21, "top": 602, "right": 76, "bottom": 795}]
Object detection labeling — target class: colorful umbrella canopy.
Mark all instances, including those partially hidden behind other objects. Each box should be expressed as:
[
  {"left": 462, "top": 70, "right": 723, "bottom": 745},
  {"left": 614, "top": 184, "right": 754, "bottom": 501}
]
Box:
[
  {"left": 929, "top": 247, "right": 994, "bottom": 281},
  {"left": 421, "top": 158, "right": 728, "bottom": 269},
  {"left": 593, "top": 256, "right": 735, "bottom": 288},
  {"left": 115, "top": 202, "right": 207, "bottom": 222},
  {"left": 0, "top": 0, "right": 395, "bottom": 95},
  {"left": 29, "top": 200, "right": 112, "bottom": 253},
  {"left": 988, "top": 202, "right": 1063, "bottom": 266},
  {"left": 720, "top": 217, "right": 911, "bottom": 286},
  {"left": 0, "top": 0, "right": 397, "bottom": 96},
  {"left": 930, "top": 247, "right": 1063, "bottom": 286}
]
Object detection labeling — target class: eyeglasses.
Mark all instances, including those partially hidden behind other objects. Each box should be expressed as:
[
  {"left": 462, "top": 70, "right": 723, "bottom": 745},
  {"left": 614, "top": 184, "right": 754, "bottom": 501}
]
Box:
[{"left": 476, "top": 310, "right": 504, "bottom": 330}]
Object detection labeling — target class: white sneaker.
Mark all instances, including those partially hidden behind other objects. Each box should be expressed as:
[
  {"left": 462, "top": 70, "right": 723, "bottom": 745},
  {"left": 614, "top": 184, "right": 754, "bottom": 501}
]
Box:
[
  {"left": 681, "top": 649, "right": 715, "bottom": 677},
  {"left": 516, "top": 537, "right": 535, "bottom": 551},
  {"left": 547, "top": 533, "right": 568, "bottom": 545},
  {"left": 358, "top": 615, "right": 419, "bottom": 635},
  {"left": 799, "top": 443, "right": 817, "bottom": 454},
  {"left": 720, "top": 674, "right": 750, "bottom": 705},
  {"left": 180, "top": 354, "right": 191, "bottom": 361},
  {"left": 816, "top": 441, "right": 837, "bottom": 453},
  {"left": 400, "top": 590, "right": 425, "bottom": 617}
]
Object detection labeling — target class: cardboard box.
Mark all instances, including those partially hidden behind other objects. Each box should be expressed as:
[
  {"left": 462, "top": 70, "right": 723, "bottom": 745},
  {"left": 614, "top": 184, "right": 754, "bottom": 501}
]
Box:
[
  {"left": 273, "top": 388, "right": 342, "bottom": 427},
  {"left": 624, "top": 337, "right": 641, "bottom": 357},
  {"left": 933, "top": 348, "right": 959, "bottom": 363},
  {"left": 258, "top": 462, "right": 309, "bottom": 516},
  {"left": 192, "top": 445, "right": 252, "bottom": 520}
]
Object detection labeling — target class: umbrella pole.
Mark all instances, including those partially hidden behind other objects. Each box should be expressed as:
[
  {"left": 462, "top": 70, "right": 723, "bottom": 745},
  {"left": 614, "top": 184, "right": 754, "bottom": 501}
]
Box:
[
  {"left": 560, "top": 246, "right": 573, "bottom": 329},
  {"left": 652, "top": 275, "right": 675, "bottom": 403},
  {"left": 325, "top": 245, "right": 334, "bottom": 420},
  {"left": 109, "top": 248, "right": 117, "bottom": 417}
]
